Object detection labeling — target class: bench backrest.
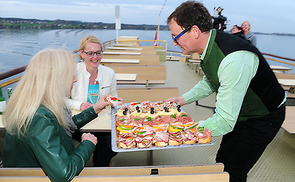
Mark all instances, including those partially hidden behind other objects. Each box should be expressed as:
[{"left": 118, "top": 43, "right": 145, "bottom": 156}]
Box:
[
  {"left": 105, "top": 49, "right": 157, "bottom": 55},
  {"left": 110, "top": 65, "right": 166, "bottom": 85},
  {"left": 117, "top": 87, "right": 178, "bottom": 103},
  {"left": 102, "top": 55, "right": 159, "bottom": 66},
  {"left": 0, "top": 172, "right": 229, "bottom": 182},
  {"left": 0, "top": 163, "right": 224, "bottom": 177}
]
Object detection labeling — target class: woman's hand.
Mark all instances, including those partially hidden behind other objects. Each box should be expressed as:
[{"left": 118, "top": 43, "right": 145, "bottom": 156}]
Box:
[
  {"left": 81, "top": 133, "right": 97, "bottom": 145},
  {"left": 92, "top": 95, "right": 111, "bottom": 114},
  {"left": 80, "top": 102, "right": 93, "bottom": 111},
  {"left": 166, "top": 96, "right": 187, "bottom": 106}
]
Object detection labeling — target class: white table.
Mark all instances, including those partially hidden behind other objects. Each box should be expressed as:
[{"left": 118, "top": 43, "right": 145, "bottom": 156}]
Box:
[
  {"left": 270, "top": 65, "right": 292, "bottom": 73},
  {"left": 0, "top": 109, "right": 112, "bottom": 132},
  {"left": 278, "top": 79, "right": 295, "bottom": 86},
  {"left": 115, "top": 73, "right": 137, "bottom": 81},
  {"left": 72, "top": 109, "right": 112, "bottom": 132}
]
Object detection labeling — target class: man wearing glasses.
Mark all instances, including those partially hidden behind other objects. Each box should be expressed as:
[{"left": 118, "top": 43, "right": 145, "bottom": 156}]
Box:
[{"left": 166, "top": 1, "right": 286, "bottom": 182}]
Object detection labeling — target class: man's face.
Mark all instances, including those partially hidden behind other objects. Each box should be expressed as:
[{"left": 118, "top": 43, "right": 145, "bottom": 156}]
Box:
[{"left": 169, "top": 19, "right": 195, "bottom": 55}]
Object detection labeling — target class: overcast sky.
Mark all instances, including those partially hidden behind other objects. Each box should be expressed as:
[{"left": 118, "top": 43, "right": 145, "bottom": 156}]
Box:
[{"left": 1, "top": 0, "right": 294, "bottom": 33}]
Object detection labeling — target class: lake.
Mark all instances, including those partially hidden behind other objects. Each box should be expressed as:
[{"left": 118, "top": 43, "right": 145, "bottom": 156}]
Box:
[
  {"left": 1, "top": 29, "right": 295, "bottom": 73},
  {"left": 0, "top": 28, "right": 295, "bottom": 97}
]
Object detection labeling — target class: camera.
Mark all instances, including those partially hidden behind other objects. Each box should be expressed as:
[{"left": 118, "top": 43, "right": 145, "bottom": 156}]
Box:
[{"left": 212, "top": 7, "right": 228, "bottom": 31}]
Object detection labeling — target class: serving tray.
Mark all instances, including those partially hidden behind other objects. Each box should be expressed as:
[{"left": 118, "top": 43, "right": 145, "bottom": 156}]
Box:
[{"left": 111, "top": 104, "right": 215, "bottom": 152}]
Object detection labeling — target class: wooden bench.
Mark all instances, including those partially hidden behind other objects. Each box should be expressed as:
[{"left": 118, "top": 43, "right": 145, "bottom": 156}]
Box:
[
  {"left": 0, "top": 163, "right": 229, "bottom": 182},
  {"left": 109, "top": 65, "right": 166, "bottom": 86},
  {"left": 0, "top": 172, "right": 229, "bottom": 182},
  {"left": 117, "top": 87, "right": 179, "bottom": 103},
  {"left": 282, "top": 106, "right": 295, "bottom": 148},
  {"left": 0, "top": 163, "right": 225, "bottom": 176},
  {"left": 275, "top": 72, "right": 295, "bottom": 79},
  {"left": 107, "top": 47, "right": 143, "bottom": 51},
  {"left": 102, "top": 55, "right": 160, "bottom": 66}
]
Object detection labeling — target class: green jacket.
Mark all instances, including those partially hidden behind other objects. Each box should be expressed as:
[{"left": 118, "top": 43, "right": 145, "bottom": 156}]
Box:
[{"left": 3, "top": 105, "right": 98, "bottom": 182}]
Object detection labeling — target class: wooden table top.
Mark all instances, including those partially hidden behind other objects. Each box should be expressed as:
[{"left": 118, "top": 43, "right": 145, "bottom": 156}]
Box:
[
  {"left": 72, "top": 108, "right": 112, "bottom": 132},
  {"left": 278, "top": 79, "right": 295, "bottom": 86}
]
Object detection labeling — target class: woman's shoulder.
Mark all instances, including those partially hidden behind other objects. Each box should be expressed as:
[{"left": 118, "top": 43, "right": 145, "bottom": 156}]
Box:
[
  {"left": 34, "top": 105, "right": 56, "bottom": 120},
  {"left": 29, "top": 105, "right": 59, "bottom": 132}
]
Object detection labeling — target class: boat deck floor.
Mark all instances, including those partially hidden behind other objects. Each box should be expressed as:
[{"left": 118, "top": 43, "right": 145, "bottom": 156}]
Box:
[
  {"left": 0, "top": 61, "right": 294, "bottom": 181},
  {"left": 109, "top": 61, "right": 295, "bottom": 182}
]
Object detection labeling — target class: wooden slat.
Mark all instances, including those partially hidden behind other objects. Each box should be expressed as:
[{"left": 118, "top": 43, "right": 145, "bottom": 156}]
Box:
[
  {"left": 0, "top": 172, "right": 229, "bottom": 182},
  {"left": 74, "top": 173, "right": 230, "bottom": 182},
  {"left": 0, "top": 168, "right": 46, "bottom": 176},
  {"left": 109, "top": 65, "right": 166, "bottom": 85},
  {"left": 102, "top": 55, "right": 159, "bottom": 66},
  {"left": 117, "top": 87, "right": 178, "bottom": 103},
  {"left": 0, "top": 163, "right": 224, "bottom": 177},
  {"left": 80, "top": 163, "right": 224, "bottom": 176},
  {"left": 105, "top": 49, "right": 157, "bottom": 55}
]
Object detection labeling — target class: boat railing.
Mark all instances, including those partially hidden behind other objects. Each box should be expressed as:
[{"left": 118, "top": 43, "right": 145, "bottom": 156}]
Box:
[
  {"left": 101, "top": 39, "right": 116, "bottom": 51},
  {"left": 262, "top": 52, "right": 295, "bottom": 67},
  {"left": 0, "top": 52, "right": 294, "bottom": 93}
]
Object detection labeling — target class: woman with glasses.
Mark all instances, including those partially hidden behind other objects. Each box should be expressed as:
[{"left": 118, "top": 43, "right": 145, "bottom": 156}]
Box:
[{"left": 67, "top": 35, "right": 118, "bottom": 167}]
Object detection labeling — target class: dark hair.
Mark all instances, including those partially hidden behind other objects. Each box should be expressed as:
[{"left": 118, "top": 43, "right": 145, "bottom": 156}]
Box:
[
  {"left": 167, "top": 1, "right": 212, "bottom": 32},
  {"left": 236, "top": 26, "right": 244, "bottom": 34}
]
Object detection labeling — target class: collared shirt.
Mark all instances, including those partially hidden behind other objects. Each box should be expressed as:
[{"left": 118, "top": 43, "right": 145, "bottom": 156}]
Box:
[{"left": 182, "top": 30, "right": 285, "bottom": 136}]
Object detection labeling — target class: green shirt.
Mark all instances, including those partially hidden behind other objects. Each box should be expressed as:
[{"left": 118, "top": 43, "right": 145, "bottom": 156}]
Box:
[{"left": 183, "top": 30, "right": 286, "bottom": 136}]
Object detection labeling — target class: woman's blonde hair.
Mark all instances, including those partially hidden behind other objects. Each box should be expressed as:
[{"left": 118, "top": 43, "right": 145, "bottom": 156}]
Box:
[
  {"left": 3, "top": 49, "right": 76, "bottom": 137},
  {"left": 78, "top": 35, "right": 102, "bottom": 60}
]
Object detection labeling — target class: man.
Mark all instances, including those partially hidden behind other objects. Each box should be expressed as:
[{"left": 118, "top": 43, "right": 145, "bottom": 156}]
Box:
[{"left": 167, "top": 1, "right": 286, "bottom": 182}]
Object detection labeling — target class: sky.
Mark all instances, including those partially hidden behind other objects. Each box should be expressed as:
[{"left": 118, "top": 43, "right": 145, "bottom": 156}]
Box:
[{"left": 1, "top": 0, "right": 294, "bottom": 34}]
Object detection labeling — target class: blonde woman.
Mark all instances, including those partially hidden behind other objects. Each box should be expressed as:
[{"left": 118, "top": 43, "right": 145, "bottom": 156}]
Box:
[
  {"left": 241, "top": 21, "right": 257, "bottom": 46},
  {"left": 67, "top": 35, "right": 118, "bottom": 167},
  {"left": 2, "top": 49, "right": 111, "bottom": 182}
]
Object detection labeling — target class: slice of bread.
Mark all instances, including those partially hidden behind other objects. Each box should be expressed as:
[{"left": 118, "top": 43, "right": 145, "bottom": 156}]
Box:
[
  {"left": 198, "top": 136, "right": 212, "bottom": 144},
  {"left": 168, "top": 140, "right": 182, "bottom": 146},
  {"left": 118, "top": 141, "right": 135, "bottom": 149},
  {"left": 154, "top": 141, "right": 168, "bottom": 147},
  {"left": 183, "top": 140, "right": 196, "bottom": 145}
]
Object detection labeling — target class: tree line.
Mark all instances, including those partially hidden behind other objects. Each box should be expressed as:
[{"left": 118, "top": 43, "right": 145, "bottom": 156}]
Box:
[{"left": 0, "top": 18, "right": 169, "bottom": 30}]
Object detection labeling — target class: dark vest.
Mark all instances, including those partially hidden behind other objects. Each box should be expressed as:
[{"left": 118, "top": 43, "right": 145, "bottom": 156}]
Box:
[{"left": 200, "top": 30, "right": 284, "bottom": 121}]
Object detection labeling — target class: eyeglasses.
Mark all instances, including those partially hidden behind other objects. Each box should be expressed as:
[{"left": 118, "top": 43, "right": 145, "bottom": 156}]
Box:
[
  {"left": 172, "top": 25, "right": 192, "bottom": 44},
  {"left": 82, "top": 50, "right": 103, "bottom": 57}
]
